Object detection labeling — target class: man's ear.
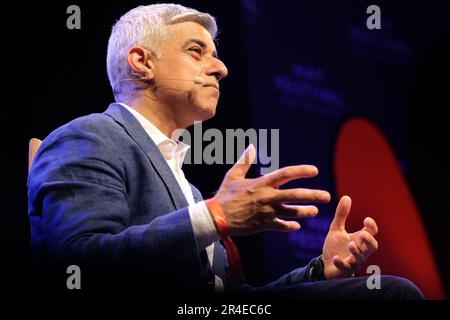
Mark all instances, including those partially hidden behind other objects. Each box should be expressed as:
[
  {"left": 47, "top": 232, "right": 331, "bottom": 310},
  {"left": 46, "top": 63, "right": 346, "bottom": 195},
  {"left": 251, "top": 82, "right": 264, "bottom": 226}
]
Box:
[{"left": 127, "top": 46, "right": 155, "bottom": 80}]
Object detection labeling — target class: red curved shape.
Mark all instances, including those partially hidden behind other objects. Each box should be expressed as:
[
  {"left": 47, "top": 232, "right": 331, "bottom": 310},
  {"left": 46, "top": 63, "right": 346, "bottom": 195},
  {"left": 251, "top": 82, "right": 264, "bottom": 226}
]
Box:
[{"left": 334, "top": 118, "right": 445, "bottom": 299}]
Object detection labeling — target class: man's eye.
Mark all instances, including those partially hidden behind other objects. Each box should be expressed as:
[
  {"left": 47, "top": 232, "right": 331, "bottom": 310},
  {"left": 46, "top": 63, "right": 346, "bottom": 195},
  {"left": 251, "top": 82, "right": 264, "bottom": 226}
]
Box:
[{"left": 189, "top": 47, "right": 202, "bottom": 54}]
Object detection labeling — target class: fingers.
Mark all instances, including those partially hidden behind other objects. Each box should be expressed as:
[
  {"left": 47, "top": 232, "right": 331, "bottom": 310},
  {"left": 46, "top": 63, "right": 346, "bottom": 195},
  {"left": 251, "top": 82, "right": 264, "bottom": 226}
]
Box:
[
  {"left": 274, "top": 205, "right": 318, "bottom": 219},
  {"left": 265, "top": 217, "right": 301, "bottom": 232},
  {"left": 263, "top": 165, "right": 318, "bottom": 188},
  {"left": 227, "top": 144, "right": 256, "bottom": 179},
  {"left": 271, "top": 188, "right": 331, "bottom": 204},
  {"left": 354, "top": 230, "right": 379, "bottom": 256},
  {"left": 332, "top": 255, "right": 353, "bottom": 274},
  {"left": 334, "top": 254, "right": 363, "bottom": 274},
  {"left": 335, "top": 231, "right": 379, "bottom": 274},
  {"left": 329, "top": 195, "right": 352, "bottom": 231},
  {"left": 348, "top": 241, "right": 366, "bottom": 266},
  {"left": 363, "top": 217, "right": 378, "bottom": 236}
]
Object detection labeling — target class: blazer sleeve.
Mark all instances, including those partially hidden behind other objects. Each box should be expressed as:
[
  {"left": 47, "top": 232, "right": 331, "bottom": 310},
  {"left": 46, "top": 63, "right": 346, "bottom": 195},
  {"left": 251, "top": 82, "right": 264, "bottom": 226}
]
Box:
[
  {"left": 223, "top": 258, "right": 317, "bottom": 295},
  {"left": 260, "top": 258, "right": 318, "bottom": 289},
  {"left": 27, "top": 119, "right": 204, "bottom": 282}
]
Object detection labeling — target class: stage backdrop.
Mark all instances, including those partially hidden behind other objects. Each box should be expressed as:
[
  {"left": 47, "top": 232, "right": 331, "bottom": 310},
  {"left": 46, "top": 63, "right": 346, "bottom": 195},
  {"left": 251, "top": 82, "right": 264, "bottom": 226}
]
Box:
[{"left": 240, "top": 0, "right": 449, "bottom": 297}]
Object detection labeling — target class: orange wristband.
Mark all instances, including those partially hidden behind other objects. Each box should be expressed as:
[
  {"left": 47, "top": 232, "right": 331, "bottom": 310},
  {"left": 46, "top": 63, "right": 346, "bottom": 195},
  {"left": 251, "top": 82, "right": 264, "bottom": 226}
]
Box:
[{"left": 205, "top": 198, "right": 230, "bottom": 238}]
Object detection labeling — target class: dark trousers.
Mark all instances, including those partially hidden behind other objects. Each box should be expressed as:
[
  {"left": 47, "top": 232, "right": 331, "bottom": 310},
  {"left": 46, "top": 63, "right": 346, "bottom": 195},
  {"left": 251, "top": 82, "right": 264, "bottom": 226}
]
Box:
[{"left": 241, "top": 276, "right": 425, "bottom": 300}]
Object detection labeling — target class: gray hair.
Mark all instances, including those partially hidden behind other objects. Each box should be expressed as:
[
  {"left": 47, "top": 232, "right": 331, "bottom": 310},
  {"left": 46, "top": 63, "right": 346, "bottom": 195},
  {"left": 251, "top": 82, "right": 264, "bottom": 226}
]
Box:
[{"left": 106, "top": 3, "right": 218, "bottom": 100}]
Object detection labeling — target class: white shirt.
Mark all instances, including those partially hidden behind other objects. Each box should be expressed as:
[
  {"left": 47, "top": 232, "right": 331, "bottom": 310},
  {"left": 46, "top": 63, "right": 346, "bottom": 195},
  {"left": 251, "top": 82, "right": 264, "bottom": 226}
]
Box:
[{"left": 118, "top": 103, "right": 223, "bottom": 292}]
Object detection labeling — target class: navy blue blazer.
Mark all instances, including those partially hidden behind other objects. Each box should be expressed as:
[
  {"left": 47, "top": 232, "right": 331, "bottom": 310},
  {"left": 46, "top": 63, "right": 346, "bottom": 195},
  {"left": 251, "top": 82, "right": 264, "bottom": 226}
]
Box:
[{"left": 28, "top": 103, "right": 312, "bottom": 294}]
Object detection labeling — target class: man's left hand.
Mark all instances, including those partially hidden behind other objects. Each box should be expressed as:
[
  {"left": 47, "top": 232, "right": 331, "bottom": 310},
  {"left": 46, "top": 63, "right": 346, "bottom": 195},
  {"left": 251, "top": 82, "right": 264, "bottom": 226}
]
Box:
[{"left": 322, "top": 195, "right": 379, "bottom": 279}]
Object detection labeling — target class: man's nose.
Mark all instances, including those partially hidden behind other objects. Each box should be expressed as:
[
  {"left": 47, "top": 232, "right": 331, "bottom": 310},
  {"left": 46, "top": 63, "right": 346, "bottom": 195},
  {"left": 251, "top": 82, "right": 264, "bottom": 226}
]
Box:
[{"left": 207, "top": 57, "right": 228, "bottom": 81}]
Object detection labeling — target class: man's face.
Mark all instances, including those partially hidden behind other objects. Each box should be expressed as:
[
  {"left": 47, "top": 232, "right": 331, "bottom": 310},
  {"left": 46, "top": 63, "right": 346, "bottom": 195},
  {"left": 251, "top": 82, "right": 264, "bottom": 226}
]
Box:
[{"left": 150, "top": 21, "right": 228, "bottom": 125}]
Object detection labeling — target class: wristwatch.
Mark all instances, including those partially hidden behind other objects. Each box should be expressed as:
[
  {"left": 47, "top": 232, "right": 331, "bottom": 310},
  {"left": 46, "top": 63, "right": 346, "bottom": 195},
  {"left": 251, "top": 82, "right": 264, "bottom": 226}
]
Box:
[{"left": 309, "top": 255, "right": 327, "bottom": 281}]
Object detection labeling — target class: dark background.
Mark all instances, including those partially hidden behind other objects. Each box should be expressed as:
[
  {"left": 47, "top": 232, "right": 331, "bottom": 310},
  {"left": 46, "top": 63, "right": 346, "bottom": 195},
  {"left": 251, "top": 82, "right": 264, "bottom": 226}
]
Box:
[{"left": 4, "top": 0, "right": 449, "bottom": 302}]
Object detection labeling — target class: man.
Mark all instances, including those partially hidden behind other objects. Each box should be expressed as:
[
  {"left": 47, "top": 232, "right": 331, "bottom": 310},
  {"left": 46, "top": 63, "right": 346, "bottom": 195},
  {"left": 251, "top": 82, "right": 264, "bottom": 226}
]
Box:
[{"left": 28, "top": 3, "right": 423, "bottom": 299}]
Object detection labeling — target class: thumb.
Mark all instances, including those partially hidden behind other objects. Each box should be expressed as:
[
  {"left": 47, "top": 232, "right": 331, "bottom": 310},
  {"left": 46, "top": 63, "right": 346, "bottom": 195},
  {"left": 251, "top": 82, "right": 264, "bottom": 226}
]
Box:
[
  {"left": 227, "top": 144, "right": 256, "bottom": 179},
  {"left": 330, "top": 195, "right": 352, "bottom": 231}
]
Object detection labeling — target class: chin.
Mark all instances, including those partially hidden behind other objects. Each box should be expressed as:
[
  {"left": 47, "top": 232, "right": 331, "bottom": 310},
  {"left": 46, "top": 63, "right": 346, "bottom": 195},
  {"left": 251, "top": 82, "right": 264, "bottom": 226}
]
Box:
[{"left": 194, "top": 103, "right": 217, "bottom": 121}]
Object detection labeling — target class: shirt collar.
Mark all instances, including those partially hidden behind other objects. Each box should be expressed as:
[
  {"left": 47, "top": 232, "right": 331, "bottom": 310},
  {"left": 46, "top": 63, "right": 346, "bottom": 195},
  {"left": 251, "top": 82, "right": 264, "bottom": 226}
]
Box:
[{"left": 117, "top": 102, "right": 190, "bottom": 168}]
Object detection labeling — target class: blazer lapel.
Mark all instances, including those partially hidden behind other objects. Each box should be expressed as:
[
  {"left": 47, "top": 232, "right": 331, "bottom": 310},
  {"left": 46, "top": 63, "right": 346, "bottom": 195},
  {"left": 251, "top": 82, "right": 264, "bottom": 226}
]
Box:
[
  {"left": 104, "top": 103, "right": 188, "bottom": 210},
  {"left": 190, "top": 184, "right": 204, "bottom": 203}
]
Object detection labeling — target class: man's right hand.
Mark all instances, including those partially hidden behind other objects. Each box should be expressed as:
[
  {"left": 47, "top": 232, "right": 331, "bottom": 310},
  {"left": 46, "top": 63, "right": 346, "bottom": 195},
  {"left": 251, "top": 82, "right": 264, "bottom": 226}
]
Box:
[{"left": 213, "top": 144, "right": 331, "bottom": 236}]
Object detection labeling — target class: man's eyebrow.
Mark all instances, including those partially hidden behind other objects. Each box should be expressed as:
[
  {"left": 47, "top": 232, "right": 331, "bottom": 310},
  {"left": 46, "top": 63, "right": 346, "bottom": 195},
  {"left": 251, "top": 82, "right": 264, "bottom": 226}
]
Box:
[{"left": 182, "top": 38, "right": 218, "bottom": 58}]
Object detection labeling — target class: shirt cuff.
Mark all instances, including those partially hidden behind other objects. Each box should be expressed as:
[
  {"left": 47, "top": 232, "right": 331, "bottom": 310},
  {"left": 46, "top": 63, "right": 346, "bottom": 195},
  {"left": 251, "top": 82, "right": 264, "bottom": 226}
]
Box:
[{"left": 188, "top": 201, "right": 221, "bottom": 252}]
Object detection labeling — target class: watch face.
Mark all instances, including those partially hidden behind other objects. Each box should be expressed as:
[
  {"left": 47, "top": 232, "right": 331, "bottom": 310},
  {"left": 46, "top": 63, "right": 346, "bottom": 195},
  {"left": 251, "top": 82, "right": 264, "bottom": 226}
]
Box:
[{"left": 310, "top": 257, "right": 325, "bottom": 282}]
